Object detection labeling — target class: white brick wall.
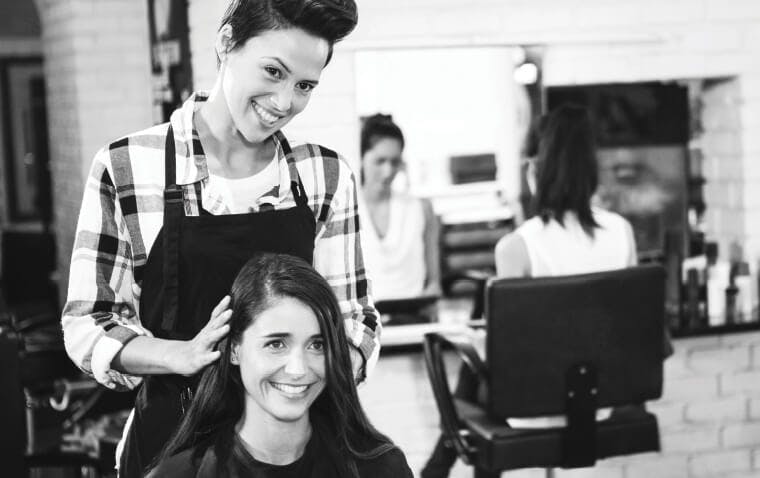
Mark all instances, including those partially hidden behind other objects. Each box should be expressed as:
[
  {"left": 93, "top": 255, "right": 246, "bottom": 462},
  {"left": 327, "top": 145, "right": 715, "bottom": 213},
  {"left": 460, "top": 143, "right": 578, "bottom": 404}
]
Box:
[
  {"left": 187, "top": 0, "right": 760, "bottom": 259},
  {"left": 35, "top": 0, "right": 153, "bottom": 300}
]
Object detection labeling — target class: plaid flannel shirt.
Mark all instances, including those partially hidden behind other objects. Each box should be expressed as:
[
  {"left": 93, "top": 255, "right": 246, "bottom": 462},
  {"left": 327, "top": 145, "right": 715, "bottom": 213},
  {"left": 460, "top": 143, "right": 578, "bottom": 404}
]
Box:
[{"left": 62, "top": 92, "right": 380, "bottom": 390}]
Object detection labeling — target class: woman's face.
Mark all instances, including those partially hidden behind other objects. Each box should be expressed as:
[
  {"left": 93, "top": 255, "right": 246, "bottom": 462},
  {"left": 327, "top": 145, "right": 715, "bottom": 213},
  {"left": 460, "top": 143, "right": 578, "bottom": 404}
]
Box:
[
  {"left": 232, "top": 297, "right": 326, "bottom": 424},
  {"left": 362, "top": 137, "right": 404, "bottom": 191},
  {"left": 219, "top": 27, "right": 329, "bottom": 143}
]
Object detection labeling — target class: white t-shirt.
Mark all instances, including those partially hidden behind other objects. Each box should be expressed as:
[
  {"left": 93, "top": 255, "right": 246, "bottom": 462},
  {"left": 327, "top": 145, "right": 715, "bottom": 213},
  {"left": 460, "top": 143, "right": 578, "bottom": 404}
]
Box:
[
  {"left": 208, "top": 156, "right": 279, "bottom": 213},
  {"left": 507, "top": 207, "right": 636, "bottom": 428},
  {"left": 359, "top": 193, "right": 426, "bottom": 301},
  {"left": 516, "top": 207, "right": 636, "bottom": 277}
]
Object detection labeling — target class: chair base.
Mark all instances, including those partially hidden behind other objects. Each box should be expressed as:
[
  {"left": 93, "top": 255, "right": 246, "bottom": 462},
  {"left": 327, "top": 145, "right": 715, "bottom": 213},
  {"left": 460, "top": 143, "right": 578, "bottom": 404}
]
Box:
[{"left": 457, "top": 399, "right": 660, "bottom": 473}]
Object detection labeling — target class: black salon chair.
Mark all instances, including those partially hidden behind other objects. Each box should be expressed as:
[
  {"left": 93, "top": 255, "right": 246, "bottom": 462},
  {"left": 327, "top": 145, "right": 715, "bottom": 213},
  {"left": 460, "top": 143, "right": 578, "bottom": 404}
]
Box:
[
  {"left": 0, "top": 335, "right": 102, "bottom": 478},
  {"left": 423, "top": 265, "right": 666, "bottom": 477}
]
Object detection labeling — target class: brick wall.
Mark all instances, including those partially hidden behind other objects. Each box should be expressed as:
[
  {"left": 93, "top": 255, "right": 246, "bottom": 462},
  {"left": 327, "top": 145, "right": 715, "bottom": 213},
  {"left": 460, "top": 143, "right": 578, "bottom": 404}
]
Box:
[
  {"left": 363, "top": 332, "right": 760, "bottom": 477},
  {"left": 34, "top": 0, "right": 153, "bottom": 301},
  {"left": 188, "top": 0, "right": 760, "bottom": 260}
]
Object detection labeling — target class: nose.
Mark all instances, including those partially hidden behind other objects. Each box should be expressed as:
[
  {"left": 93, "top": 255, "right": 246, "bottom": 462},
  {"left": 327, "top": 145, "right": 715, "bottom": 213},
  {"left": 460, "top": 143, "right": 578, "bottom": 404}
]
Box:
[
  {"left": 381, "top": 162, "right": 398, "bottom": 181},
  {"left": 283, "top": 349, "right": 307, "bottom": 376},
  {"left": 270, "top": 86, "right": 293, "bottom": 113}
]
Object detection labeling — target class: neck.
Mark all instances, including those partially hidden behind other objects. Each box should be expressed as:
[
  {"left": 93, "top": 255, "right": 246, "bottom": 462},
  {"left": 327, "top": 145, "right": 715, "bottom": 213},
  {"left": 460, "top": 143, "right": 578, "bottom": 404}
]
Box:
[
  {"left": 197, "top": 82, "right": 273, "bottom": 168},
  {"left": 236, "top": 407, "right": 312, "bottom": 465}
]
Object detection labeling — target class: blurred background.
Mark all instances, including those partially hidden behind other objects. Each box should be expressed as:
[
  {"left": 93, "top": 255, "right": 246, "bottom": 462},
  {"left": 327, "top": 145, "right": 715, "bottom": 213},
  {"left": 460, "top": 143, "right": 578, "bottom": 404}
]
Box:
[{"left": 1, "top": 1, "right": 760, "bottom": 477}]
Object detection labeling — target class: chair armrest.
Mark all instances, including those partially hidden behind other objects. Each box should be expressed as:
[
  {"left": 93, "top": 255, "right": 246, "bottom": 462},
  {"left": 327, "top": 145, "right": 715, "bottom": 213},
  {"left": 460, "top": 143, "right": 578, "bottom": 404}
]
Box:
[{"left": 422, "top": 332, "right": 487, "bottom": 463}]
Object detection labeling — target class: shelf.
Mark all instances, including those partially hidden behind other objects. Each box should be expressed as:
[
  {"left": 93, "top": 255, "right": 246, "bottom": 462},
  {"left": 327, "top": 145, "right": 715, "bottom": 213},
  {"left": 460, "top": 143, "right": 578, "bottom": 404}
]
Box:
[{"left": 670, "top": 320, "right": 760, "bottom": 338}]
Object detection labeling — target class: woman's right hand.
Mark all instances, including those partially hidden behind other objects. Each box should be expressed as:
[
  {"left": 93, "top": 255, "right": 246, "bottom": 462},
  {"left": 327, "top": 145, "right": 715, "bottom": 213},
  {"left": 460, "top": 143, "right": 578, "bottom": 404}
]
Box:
[{"left": 165, "top": 296, "right": 232, "bottom": 376}]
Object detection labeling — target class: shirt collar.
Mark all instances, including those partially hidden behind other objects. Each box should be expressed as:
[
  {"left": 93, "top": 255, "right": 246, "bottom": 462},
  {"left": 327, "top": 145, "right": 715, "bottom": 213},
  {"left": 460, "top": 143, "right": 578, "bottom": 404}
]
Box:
[{"left": 170, "top": 92, "right": 301, "bottom": 206}]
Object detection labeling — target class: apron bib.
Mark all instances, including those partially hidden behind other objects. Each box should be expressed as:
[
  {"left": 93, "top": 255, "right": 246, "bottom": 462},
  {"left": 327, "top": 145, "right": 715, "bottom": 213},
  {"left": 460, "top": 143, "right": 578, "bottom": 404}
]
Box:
[{"left": 119, "top": 126, "right": 316, "bottom": 477}]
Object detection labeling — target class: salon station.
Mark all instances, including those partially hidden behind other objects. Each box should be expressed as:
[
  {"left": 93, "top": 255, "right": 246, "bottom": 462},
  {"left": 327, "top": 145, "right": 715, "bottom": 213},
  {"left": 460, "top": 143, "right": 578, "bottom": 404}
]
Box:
[{"left": 2, "top": 1, "right": 760, "bottom": 477}]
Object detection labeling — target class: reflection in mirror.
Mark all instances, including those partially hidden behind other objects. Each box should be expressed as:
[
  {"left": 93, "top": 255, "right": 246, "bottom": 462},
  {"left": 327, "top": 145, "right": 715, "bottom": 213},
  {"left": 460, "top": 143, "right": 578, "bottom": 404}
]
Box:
[{"left": 354, "top": 47, "right": 525, "bottom": 208}]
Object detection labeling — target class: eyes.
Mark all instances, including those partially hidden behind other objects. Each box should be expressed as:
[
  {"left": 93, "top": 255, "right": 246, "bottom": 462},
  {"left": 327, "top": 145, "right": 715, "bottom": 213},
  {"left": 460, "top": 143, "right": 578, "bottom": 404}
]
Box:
[
  {"left": 263, "top": 66, "right": 316, "bottom": 94},
  {"left": 264, "top": 338, "right": 325, "bottom": 353},
  {"left": 374, "top": 157, "right": 403, "bottom": 168}
]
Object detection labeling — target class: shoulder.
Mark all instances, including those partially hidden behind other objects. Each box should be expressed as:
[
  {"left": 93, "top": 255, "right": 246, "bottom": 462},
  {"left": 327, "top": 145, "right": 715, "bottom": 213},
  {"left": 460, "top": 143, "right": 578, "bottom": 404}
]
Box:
[
  {"left": 495, "top": 231, "right": 530, "bottom": 276},
  {"left": 94, "top": 123, "right": 169, "bottom": 182},
  {"left": 145, "top": 449, "right": 200, "bottom": 478},
  {"left": 593, "top": 207, "right": 633, "bottom": 232},
  {"left": 356, "top": 447, "right": 414, "bottom": 478},
  {"left": 287, "top": 138, "right": 353, "bottom": 176}
]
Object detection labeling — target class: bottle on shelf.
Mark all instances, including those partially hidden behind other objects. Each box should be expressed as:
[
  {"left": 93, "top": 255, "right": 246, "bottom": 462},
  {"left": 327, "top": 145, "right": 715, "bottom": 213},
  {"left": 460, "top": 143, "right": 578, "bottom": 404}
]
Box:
[{"left": 705, "top": 242, "right": 729, "bottom": 327}]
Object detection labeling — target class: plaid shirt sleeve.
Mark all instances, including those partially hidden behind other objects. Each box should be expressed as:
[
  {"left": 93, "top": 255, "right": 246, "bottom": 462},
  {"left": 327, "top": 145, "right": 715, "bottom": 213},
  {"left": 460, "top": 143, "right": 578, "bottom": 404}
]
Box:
[
  {"left": 312, "top": 157, "right": 381, "bottom": 381},
  {"left": 61, "top": 147, "right": 151, "bottom": 391}
]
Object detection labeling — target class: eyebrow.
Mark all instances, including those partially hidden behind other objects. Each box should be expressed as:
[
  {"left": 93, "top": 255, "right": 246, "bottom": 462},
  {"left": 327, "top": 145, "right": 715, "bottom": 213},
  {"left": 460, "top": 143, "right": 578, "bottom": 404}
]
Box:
[
  {"left": 264, "top": 57, "right": 320, "bottom": 85},
  {"left": 261, "top": 332, "right": 323, "bottom": 339}
]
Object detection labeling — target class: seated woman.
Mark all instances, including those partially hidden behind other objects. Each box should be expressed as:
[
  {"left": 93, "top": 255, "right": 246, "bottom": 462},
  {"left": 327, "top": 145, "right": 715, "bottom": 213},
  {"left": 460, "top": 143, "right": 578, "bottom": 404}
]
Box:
[
  {"left": 421, "top": 104, "right": 638, "bottom": 478},
  {"left": 494, "top": 104, "right": 636, "bottom": 280},
  {"left": 148, "top": 252, "right": 413, "bottom": 478},
  {"left": 358, "top": 115, "right": 441, "bottom": 302}
]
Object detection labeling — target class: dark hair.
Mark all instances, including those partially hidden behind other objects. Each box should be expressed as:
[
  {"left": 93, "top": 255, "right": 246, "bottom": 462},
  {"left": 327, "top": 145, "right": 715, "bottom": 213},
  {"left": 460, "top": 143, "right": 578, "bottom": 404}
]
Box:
[
  {"left": 154, "top": 252, "right": 395, "bottom": 477},
  {"left": 360, "top": 114, "right": 405, "bottom": 157},
  {"left": 533, "top": 104, "right": 600, "bottom": 236},
  {"left": 359, "top": 114, "right": 405, "bottom": 184},
  {"left": 218, "top": 0, "right": 358, "bottom": 66}
]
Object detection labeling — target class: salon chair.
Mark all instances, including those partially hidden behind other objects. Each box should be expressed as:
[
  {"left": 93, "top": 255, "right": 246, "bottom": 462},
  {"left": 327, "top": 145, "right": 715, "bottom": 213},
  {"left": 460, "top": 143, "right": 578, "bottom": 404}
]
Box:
[
  {"left": 0, "top": 335, "right": 103, "bottom": 478},
  {"left": 423, "top": 265, "right": 666, "bottom": 477}
]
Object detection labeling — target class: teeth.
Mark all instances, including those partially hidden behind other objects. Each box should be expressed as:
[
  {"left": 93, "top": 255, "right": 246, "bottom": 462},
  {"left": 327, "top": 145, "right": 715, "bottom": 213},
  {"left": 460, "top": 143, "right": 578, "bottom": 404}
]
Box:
[
  {"left": 271, "top": 383, "right": 308, "bottom": 394},
  {"left": 253, "top": 103, "right": 279, "bottom": 123}
]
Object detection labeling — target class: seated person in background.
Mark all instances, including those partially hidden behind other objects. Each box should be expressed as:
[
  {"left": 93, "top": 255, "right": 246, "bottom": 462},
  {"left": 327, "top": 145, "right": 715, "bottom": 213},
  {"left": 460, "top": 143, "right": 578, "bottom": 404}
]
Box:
[
  {"left": 493, "top": 103, "right": 636, "bottom": 428},
  {"left": 148, "top": 253, "right": 413, "bottom": 478},
  {"left": 495, "top": 103, "right": 636, "bottom": 278},
  {"left": 358, "top": 115, "right": 441, "bottom": 302},
  {"left": 421, "top": 104, "right": 638, "bottom": 478}
]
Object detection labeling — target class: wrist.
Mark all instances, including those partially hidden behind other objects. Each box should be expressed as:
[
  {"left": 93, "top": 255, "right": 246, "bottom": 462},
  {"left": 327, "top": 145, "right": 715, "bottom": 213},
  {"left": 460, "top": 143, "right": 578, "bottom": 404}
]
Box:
[{"left": 161, "top": 340, "right": 186, "bottom": 374}]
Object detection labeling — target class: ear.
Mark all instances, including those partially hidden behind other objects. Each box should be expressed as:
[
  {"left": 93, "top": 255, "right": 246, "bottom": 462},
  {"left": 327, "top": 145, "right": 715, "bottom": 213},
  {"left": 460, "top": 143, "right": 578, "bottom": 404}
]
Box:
[
  {"left": 215, "top": 24, "right": 234, "bottom": 63},
  {"left": 230, "top": 341, "right": 240, "bottom": 365}
]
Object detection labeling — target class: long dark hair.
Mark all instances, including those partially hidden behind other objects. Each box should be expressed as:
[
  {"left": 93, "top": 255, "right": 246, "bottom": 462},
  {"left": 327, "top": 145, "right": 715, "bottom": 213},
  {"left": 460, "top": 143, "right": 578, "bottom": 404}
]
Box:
[
  {"left": 359, "top": 114, "right": 405, "bottom": 184},
  {"left": 153, "top": 252, "right": 395, "bottom": 476},
  {"left": 219, "top": 0, "right": 358, "bottom": 66},
  {"left": 533, "top": 104, "right": 600, "bottom": 236}
]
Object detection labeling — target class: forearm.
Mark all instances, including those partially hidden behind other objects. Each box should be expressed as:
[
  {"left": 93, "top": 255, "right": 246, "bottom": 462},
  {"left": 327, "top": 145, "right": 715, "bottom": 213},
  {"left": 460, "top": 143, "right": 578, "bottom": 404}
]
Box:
[{"left": 111, "top": 336, "right": 183, "bottom": 375}]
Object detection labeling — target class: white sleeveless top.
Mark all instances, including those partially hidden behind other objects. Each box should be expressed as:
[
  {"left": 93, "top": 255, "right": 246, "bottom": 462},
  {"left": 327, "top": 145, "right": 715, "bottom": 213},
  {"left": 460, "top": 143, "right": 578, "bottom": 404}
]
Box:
[
  {"left": 516, "top": 207, "right": 635, "bottom": 277},
  {"left": 359, "top": 193, "right": 426, "bottom": 301},
  {"left": 508, "top": 207, "right": 635, "bottom": 428}
]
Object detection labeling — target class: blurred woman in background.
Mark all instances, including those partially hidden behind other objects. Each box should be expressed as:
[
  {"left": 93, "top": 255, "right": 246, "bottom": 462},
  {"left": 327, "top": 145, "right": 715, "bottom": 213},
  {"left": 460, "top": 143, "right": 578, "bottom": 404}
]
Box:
[
  {"left": 495, "top": 103, "right": 637, "bottom": 278},
  {"left": 421, "top": 104, "right": 638, "bottom": 478},
  {"left": 359, "top": 115, "right": 441, "bottom": 301}
]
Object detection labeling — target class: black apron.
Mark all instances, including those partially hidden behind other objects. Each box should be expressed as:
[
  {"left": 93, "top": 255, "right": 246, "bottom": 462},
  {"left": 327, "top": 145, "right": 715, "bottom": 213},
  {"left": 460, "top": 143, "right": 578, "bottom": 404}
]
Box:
[{"left": 119, "top": 126, "right": 316, "bottom": 477}]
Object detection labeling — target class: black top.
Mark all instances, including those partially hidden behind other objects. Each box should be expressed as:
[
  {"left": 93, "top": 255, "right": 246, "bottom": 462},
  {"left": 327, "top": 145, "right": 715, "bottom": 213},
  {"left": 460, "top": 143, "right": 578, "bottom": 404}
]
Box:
[{"left": 146, "top": 432, "right": 413, "bottom": 478}]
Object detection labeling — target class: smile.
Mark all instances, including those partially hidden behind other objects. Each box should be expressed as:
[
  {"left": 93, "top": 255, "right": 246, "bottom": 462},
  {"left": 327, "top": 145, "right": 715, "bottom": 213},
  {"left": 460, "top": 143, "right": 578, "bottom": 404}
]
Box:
[
  {"left": 270, "top": 382, "right": 311, "bottom": 395},
  {"left": 252, "top": 102, "right": 281, "bottom": 126}
]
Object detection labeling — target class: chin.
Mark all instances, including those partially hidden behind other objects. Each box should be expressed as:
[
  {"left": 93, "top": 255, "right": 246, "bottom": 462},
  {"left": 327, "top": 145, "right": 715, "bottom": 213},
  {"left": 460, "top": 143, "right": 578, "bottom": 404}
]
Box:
[{"left": 271, "top": 406, "right": 310, "bottom": 423}]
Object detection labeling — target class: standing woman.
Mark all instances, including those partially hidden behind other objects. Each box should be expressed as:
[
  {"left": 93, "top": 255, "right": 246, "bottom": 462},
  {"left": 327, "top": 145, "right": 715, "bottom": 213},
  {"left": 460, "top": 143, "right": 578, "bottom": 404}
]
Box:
[
  {"left": 358, "top": 115, "right": 441, "bottom": 301},
  {"left": 61, "top": 1, "right": 379, "bottom": 476}
]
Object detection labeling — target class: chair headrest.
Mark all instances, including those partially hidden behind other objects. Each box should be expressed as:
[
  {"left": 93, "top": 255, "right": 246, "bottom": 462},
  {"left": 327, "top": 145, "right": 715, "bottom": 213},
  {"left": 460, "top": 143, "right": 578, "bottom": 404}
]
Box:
[{"left": 485, "top": 265, "right": 665, "bottom": 418}]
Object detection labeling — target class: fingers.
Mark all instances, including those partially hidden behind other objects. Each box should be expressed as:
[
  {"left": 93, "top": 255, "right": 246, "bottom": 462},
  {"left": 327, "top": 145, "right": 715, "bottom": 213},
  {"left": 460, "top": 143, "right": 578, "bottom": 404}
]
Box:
[
  {"left": 204, "top": 350, "right": 221, "bottom": 364},
  {"left": 207, "top": 308, "right": 232, "bottom": 331},
  {"left": 210, "top": 295, "right": 231, "bottom": 320},
  {"left": 206, "top": 323, "right": 230, "bottom": 344}
]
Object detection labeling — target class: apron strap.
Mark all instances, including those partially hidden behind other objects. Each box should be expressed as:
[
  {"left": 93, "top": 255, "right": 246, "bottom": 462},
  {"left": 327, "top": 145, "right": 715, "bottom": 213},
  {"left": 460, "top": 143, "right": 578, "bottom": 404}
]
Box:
[
  {"left": 290, "top": 178, "right": 309, "bottom": 208},
  {"left": 162, "top": 125, "right": 183, "bottom": 332}
]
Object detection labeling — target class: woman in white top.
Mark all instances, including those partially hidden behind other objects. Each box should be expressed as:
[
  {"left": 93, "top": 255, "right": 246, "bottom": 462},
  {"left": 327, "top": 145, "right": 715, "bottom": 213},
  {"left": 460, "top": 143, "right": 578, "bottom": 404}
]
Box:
[
  {"left": 496, "top": 104, "right": 636, "bottom": 278},
  {"left": 422, "top": 104, "right": 636, "bottom": 478},
  {"left": 359, "top": 115, "right": 441, "bottom": 301}
]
